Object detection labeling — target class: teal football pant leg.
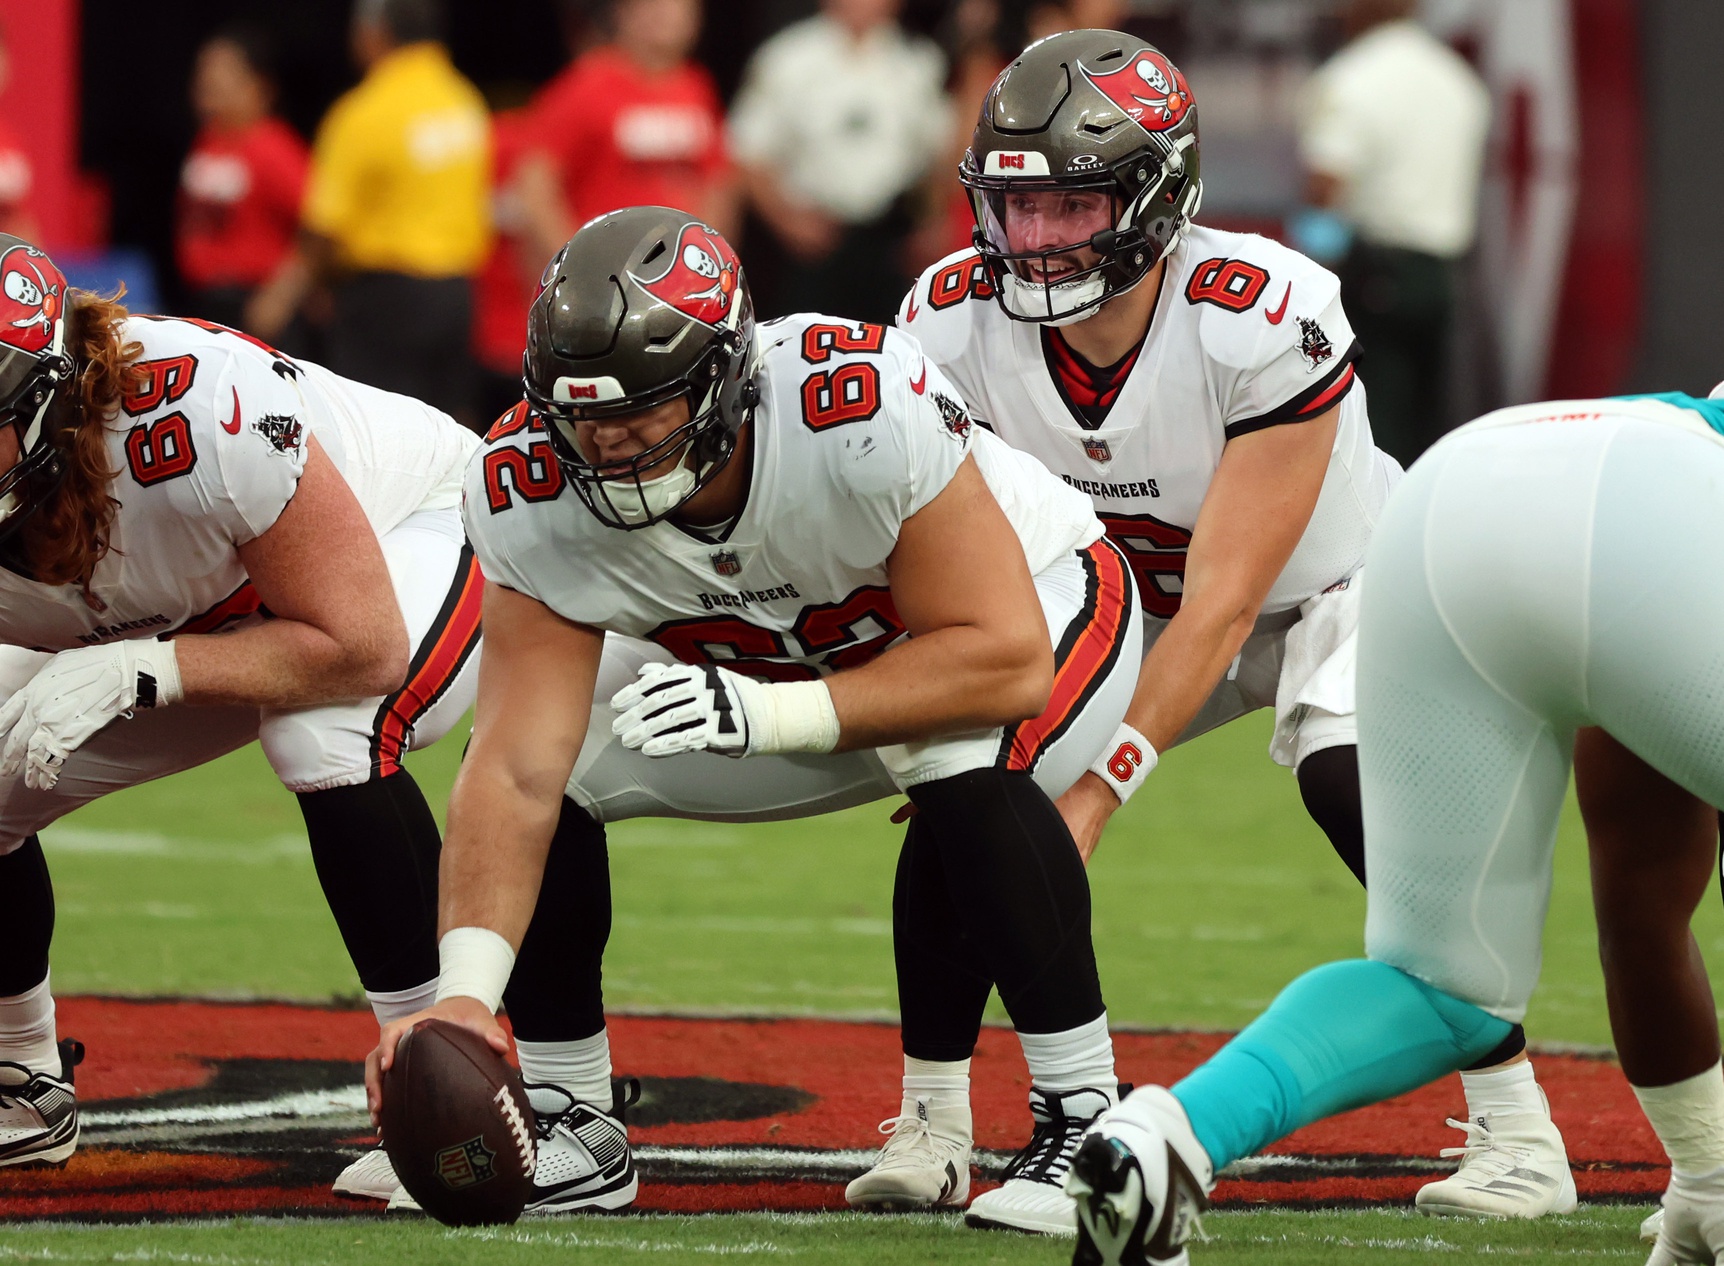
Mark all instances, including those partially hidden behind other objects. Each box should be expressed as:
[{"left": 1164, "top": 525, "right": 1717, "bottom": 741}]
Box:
[{"left": 1172, "top": 959, "right": 1512, "bottom": 1171}]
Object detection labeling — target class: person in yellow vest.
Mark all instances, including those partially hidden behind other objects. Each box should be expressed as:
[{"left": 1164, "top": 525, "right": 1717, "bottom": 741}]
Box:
[{"left": 248, "top": 0, "right": 490, "bottom": 425}]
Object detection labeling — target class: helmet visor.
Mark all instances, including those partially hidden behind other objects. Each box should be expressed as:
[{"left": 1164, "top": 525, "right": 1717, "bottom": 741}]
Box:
[
  {"left": 967, "top": 181, "right": 1119, "bottom": 282},
  {"left": 541, "top": 379, "right": 733, "bottom": 531}
]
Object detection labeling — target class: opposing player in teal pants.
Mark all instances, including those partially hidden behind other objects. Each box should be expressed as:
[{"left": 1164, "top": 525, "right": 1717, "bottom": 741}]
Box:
[{"left": 1067, "top": 390, "right": 1724, "bottom": 1266}]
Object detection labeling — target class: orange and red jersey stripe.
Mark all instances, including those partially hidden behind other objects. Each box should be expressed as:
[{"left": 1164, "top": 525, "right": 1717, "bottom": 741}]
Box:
[
  {"left": 370, "top": 546, "right": 483, "bottom": 778},
  {"left": 999, "top": 538, "right": 1134, "bottom": 774}
]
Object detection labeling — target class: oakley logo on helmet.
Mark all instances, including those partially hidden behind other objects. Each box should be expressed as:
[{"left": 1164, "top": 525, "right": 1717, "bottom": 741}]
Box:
[
  {"left": 1068, "top": 154, "right": 1104, "bottom": 171},
  {"left": 0, "top": 245, "right": 64, "bottom": 354},
  {"left": 1080, "top": 49, "right": 1194, "bottom": 135},
  {"left": 628, "top": 223, "right": 742, "bottom": 331}
]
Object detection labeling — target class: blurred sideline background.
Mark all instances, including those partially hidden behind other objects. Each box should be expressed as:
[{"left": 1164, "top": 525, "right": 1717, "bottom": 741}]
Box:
[{"left": 0, "top": 0, "right": 1717, "bottom": 450}]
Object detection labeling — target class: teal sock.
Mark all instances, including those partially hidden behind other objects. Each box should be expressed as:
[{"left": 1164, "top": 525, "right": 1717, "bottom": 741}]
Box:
[{"left": 1172, "top": 960, "right": 1513, "bottom": 1171}]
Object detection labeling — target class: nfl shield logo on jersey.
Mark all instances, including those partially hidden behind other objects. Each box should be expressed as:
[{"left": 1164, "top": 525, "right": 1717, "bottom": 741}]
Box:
[
  {"left": 1082, "top": 437, "right": 1113, "bottom": 464},
  {"left": 711, "top": 550, "right": 741, "bottom": 577}
]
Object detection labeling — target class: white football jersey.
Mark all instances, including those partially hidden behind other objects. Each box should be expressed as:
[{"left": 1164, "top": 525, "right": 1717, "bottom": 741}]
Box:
[
  {"left": 0, "top": 316, "right": 476, "bottom": 652},
  {"left": 900, "top": 224, "right": 1400, "bottom": 618},
  {"left": 465, "top": 313, "right": 1100, "bottom": 679}
]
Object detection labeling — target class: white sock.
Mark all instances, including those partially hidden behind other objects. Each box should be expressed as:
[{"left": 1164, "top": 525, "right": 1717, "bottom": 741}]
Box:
[
  {"left": 1635, "top": 1061, "right": 1724, "bottom": 1178},
  {"left": 517, "top": 1031, "right": 612, "bottom": 1111},
  {"left": 1018, "top": 1013, "right": 1117, "bottom": 1098},
  {"left": 904, "top": 1055, "right": 969, "bottom": 1110},
  {"left": 0, "top": 975, "right": 58, "bottom": 1075},
  {"left": 365, "top": 979, "right": 438, "bottom": 1028},
  {"left": 1460, "top": 1059, "right": 1545, "bottom": 1124}
]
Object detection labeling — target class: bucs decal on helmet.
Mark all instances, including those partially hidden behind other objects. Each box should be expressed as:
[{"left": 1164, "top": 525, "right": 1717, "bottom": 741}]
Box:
[
  {"left": 1079, "top": 50, "right": 1193, "bottom": 135},
  {"left": 0, "top": 245, "right": 65, "bottom": 354},
  {"left": 627, "top": 223, "right": 741, "bottom": 330}
]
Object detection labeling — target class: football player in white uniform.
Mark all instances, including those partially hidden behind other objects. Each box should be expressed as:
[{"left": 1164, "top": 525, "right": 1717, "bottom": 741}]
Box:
[
  {"left": 363, "top": 208, "right": 1143, "bottom": 1221},
  {"left": 892, "top": 31, "right": 1571, "bottom": 1222},
  {"left": 0, "top": 238, "right": 480, "bottom": 1182},
  {"left": 1068, "top": 391, "right": 1724, "bottom": 1266}
]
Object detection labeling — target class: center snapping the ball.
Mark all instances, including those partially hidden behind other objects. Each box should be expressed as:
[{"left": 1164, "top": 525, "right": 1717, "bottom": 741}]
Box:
[{"left": 380, "top": 1018, "right": 536, "bottom": 1225}]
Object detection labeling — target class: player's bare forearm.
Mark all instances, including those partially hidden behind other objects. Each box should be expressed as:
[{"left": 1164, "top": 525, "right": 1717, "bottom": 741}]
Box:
[
  {"left": 176, "top": 440, "right": 408, "bottom": 707},
  {"left": 1123, "top": 596, "right": 1258, "bottom": 751},
  {"left": 437, "top": 757, "right": 564, "bottom": 949},
  {"left": 824, "top": 620, "right": 1051, "bottom": 750},
  {"left": 173, "top": 613, "right": 404, "bottom": 708},
  {"left": 438, "top": 582, "right": 602, "bottom": 941},
  {"left": 828, "top": 455, "right": 1052, "bottom": 749},
  {"left": 1123, "top": 408, "right": 1339, "bottom": 750}
]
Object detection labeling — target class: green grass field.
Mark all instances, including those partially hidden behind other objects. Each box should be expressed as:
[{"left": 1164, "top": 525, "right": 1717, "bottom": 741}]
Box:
[{"left": 27, "top": 711, "right": 1709, "bottom": 1263}]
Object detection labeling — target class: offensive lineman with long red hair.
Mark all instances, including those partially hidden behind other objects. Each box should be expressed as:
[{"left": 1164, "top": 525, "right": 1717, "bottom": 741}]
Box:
[{"left": 0, "top": 237, "right": 479, "bottom": 1182}]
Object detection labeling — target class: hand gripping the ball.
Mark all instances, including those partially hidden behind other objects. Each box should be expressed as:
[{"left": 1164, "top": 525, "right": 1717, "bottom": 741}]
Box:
[
  {"left": 0, "top": 640, "right": 184, "bottom": 790},
  {"left": 610, "top": 661, "right": 840, "bottom": 759}
]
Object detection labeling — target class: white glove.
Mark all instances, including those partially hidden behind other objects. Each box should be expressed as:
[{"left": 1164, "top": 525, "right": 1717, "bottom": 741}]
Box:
[
  {"left": 0, "top": 640, "right": 184, "bottom": 790},
  {"left": 610, "top": 662, "right": 839, "bottom": 759}
]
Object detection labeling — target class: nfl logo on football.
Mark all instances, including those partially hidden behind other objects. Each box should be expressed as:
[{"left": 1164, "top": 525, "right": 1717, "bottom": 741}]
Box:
[
  {"left": 711, "top": 550, "right": 741, "bottom": 577},
  {"left": 1082, "top": 437, "right": 1112, "bottom": 464}
]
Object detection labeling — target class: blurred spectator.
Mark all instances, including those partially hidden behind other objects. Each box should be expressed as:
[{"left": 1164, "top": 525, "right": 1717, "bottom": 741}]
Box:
[
  {"left": 249, "top": 0, "right": 491, "bottom": 424},
  {"left": 917, "top": 0, "right": 1014, "bottom": 263},
  {"left": 514, "top": 0, "right": 735, "bottom": 270},
  {"left": 0, "top": 24, "right": 39, "bottom": 242},
  {"left": 1296, "top": 0, "right": 1490, "bottom": 463},
  {"left": 471, "top": 107, "right": 538, "bottom": 426},
  {"left": 175, "top": 26, "right": 309, "bottom": 334},
  {"left": 1026, "top": 0, "right": 1126, "bottom": 44},
  {"left": 729, "top": 0, "right": 950, "bottom": 323}
]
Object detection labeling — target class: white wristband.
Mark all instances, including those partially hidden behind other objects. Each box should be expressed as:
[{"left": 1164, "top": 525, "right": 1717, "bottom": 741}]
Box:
[
  {"left": 134, "top": 640, "right": 183, "bottom": 708},
  {"left": 1089, "top": 723, "right": 1157, "bottom": 805},
  {"left": 750, "top": 678, "right": 840, "bottom": 755},
  {"left": 435, "top": 926, "right": 517, "bottom": 1013}
]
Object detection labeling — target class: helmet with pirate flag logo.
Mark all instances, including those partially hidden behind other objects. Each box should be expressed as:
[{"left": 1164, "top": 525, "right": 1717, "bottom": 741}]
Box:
[
  {"left": 0, "top": 235, "right": 76, "bottom": 540},
  {"left": 960, "top": 30, "right": 1203, "bottom": 326},
  {"left": 523, "top": 206, "right": 758, "bottom": 530}
]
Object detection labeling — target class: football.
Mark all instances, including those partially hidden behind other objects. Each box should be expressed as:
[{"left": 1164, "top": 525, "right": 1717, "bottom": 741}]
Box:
[{"left": 380, "top": 1019, "right": 537, "bottom": 1226}]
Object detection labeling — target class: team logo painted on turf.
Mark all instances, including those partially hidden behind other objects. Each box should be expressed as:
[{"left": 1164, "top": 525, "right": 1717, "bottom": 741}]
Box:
[
  {"left": 1297, "top": 316, "right": 1334, "bottom": 372},
  {"left": 0, "top": 244, "right": 64, "bottom": 353},
  {"left": 435, "top": 1135, "right": 498, "bottom": 1189},
  {"left": 629, "top": 223, "right": 743, "bottom": 330},
  {"left": 1079, "top": 50, "right": 1194, "bottom": 135},
  {"left": 1083, "top": 436, "right": 1113, "bottom": 464},
  {"left": 253, "top": 413, "right": 303, "bottom": 454},
  {"left": 711, "top": 549, "right": 742, "bottom": 577}
]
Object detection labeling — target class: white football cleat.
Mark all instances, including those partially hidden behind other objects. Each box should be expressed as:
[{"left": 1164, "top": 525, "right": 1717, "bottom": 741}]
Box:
[
  {"left": 1065, "top": 1086, "right": 1212, "bottom": 1266},
  {"left": 520, "top": 1079, "right": 639, "bottom": 1214},
  {"left": 1646, "top": 1167, "right": 1724, "bottom": 1265},
  {"left": 1415, "top": 1099, "right": 1577, "bottom": 1219},
  {"left": 845, "top": 1094, "right": 971, "bottom": 1210},
  {"left": 966, "top": 1086, "right": 1114, "bottom": 1236},
  {"left": 0, "top": 1039, "right": 82, "bottom": 1169},
  {"left": 333, "top": 1146, "right": 399, "bottom": 1200},
  {"left": 1642, "top": 1206, "right": 1664, "bottom": 1243},
  {"left": 390, "top": 1079, "right": 641, "bottom": 1216}
]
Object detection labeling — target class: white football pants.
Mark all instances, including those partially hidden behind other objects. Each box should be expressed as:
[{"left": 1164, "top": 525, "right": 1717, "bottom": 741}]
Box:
[
  {"left": 567, "top": 539, "right": 1142, "bottom": 821},
  {"left": 0, "top": 505, "right": 480, "bottom": 853},
  {"left": 1360, "top": 405, "right": 1724, "bottom": 1022}
]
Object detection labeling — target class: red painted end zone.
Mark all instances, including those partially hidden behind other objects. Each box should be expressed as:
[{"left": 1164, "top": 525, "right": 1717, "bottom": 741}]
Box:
[{"left": 0, "top": 998, "right": 1665, "bottom": 1220}]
